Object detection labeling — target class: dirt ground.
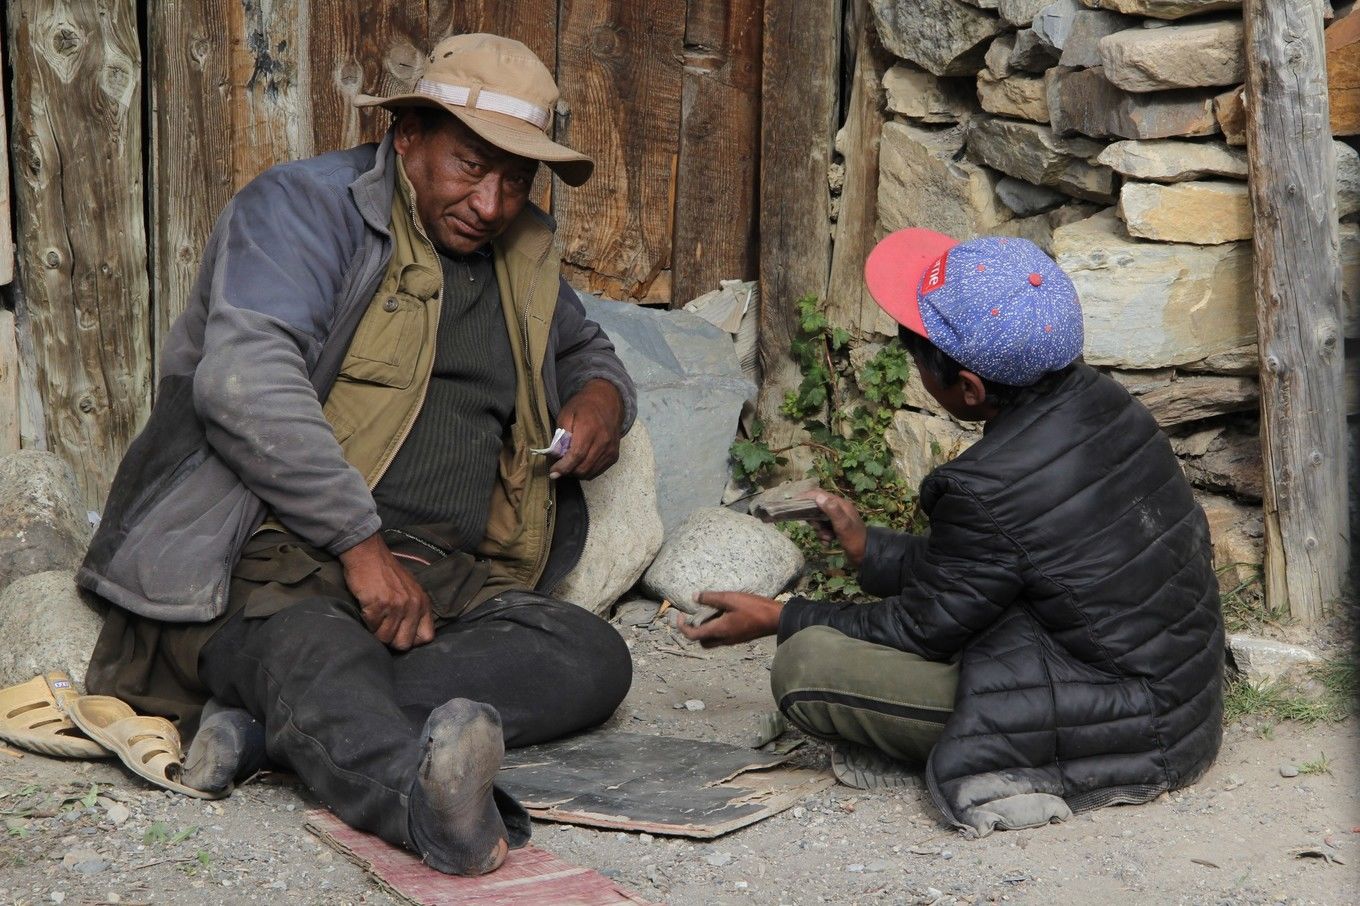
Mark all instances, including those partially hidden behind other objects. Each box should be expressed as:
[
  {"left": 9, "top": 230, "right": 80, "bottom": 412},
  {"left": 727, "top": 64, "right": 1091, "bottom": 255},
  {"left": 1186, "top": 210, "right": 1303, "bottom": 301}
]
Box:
[{"left": 1, "top": 614, "right": 1355, "bottom": 906}]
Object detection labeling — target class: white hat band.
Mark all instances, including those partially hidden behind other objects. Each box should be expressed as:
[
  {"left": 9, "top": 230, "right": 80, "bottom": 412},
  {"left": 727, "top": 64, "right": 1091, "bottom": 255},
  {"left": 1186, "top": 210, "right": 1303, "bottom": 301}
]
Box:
[{"left": 415, "top": 78, "right": 551, "bottom": 131}]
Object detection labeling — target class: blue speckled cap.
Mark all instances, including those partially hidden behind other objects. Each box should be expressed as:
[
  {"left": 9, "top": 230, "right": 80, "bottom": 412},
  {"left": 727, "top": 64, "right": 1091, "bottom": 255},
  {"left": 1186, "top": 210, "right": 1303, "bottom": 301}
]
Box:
[{"left": 865, "top": 229, "right": 1084, "bottom": 387}]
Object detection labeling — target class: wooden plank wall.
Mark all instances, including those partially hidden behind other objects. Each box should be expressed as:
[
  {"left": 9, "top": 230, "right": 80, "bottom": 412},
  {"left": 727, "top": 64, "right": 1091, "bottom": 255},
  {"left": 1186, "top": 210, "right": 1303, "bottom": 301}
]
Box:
[
  {"left": 556, "top": 0, "right": 687, "bottom": 303},
  {"left": 0, "top": 35, "right": 12, "bottom": 288},
  {"left": 7, "top": 0, "right": 151, "bottom": 508},
  {"left": 672, "top": 0, "right": 764, "bottom": 308}
]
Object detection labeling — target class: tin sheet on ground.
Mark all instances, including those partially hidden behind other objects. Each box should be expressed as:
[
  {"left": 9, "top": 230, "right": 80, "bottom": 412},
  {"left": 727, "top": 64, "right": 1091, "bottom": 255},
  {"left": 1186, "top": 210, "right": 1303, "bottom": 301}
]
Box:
[
  {"left": 305, "top": 809, "right": 653, "bottom": 906},
  {"left": 497, "top": 731, "right": 834, "bottom": 839}
]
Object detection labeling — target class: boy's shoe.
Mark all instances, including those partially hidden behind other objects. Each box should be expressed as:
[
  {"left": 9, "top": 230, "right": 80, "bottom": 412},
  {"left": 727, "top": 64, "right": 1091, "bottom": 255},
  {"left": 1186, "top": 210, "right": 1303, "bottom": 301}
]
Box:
[{"left": 830, "top": 742, "right": 922, "bottom": 791}]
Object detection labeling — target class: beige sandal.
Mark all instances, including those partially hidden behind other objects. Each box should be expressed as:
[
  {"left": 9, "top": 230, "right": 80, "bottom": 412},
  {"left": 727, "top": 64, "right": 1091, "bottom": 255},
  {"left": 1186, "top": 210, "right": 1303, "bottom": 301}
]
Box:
[
  {"left": 0, "top": 672, "right": 110, "bottom": 759},
  {"left": 66, "top": 695, "right": 224, "bottom": 799}
]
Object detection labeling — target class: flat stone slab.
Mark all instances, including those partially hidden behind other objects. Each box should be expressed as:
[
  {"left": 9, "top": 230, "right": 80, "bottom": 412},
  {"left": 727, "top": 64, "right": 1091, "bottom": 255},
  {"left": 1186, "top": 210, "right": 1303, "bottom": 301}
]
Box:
[
  {"left": 581, "top": 298, "right": 755, "bottom": 536},
  {"left": 977, "top": 72, "right": 1050, "bottom": 122},
  {"left": 1119, "top": 180, "right": 1253, "bottom": 244},
  {"left": 1053, "top": 210, "right": 1255, "bottom": 367},
  {"left": 1100, "top": 19, "right": 1246, "bottom": 93},
  {"left": 883, "top": 64, "right": 975, "bottom": 123},
  {"left": 880, "top": 121, "right": 1015, "bottom": 238},
  {"left": 1226, "top": 634, "right": 1322, "bottom": 685},
  {"left": 1078, "top": 0, "right": 1242, "bottom": 21},
  {"left": 871, "top": 0, "right": 1006, "bottom": 76},
  {"left": 1047, "top": 66, "right": 1220, "bottom": 140},
  {"left": 1097, "top": 139, "right": 1248, "bottom": 182},
  {"left": 966, "top": 115, "right": 1116, "bottom": 203}
]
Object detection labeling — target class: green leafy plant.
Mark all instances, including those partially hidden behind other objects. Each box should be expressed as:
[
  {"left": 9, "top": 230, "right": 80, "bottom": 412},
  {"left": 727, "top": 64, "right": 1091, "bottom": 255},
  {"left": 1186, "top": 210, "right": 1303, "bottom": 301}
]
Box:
[
  {"left": 1298, "top": 753, "right": 1332, "bottom": 776},
  {"left": 1223, "top": 659, "right": 1358, "bottom": 725},
  {"left": 143, "top": 821, "right": 170, "bottom": 845},
  {"left": 731, "top": 294, "right": 926, "bottom": 600}
]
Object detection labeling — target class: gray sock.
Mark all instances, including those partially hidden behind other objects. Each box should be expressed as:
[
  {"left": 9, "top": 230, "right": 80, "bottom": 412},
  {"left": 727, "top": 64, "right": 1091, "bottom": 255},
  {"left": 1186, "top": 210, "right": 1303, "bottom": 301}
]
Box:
[{"left": 183, "top": 700, "right": 266, "bottom": 795}]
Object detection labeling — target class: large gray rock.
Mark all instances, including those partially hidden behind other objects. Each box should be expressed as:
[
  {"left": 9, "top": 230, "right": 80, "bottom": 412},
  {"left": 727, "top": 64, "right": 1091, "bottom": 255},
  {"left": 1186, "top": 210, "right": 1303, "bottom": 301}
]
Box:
[
  {"left": 999, "top": 0, "right": 1053, "bottom": 25},
  {"left": 0, "top": 452, "right": 91, "bottom": 596},
  {"left": 580, "top": 299, "right": 756, "bottom": 535},
  {"left": 641, "top": 508, "right": 803, "bottom": 615},
  {"left": 883, "top": 64, "right": 975, "bottom": 123},
  {"left": 966, "top": 116, "right": 1117, "bottom": 203},
  {"left": 1100, "top": 19, "right": 1246, "bottom": 93},
  {"left": 1047, "top": 66, "right": 1220, "bottom": 140},
  {"left": 977, "top": 72, "right": 1050, "bottom": 122},
  {"left": 871, "top": 0, "right": 1008, "bottom": 76},
  {"left": 1053, "top": 210, "right": 1255, "bottom": 367},
  {"left": 1172, "top": 421, "right": 1264, "bottom": 502},
  {"left": 1059, "top": 9, "right": 1139, "bottom": 68},
  {"left": 554, "top": 423, "right": 664, "bottom": 615},
  {"left": 879, "top": 121, "right": 1015, "bottom": 238},
  {"left": 0, "top": 570, "right": 103, "bottom": 688},
  {"left": 1097, "top": 139, "right": 1248, "bottom": 183},
  {"left": 1226, "top": 635, "right": 1321, "bottom": 686},
  {"left": 1078, "top": 0, "right": 1242, "bottom": 21},
  {"left": 1118, "top": 180, "right": 1253, "bottom": 244}
]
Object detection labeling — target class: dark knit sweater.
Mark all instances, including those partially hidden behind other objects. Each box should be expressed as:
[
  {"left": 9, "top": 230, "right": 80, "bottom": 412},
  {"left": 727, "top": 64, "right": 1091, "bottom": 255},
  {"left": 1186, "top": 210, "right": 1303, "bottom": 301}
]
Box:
[{"left": 371, "top": 249, "right": 515, "bottom": 548}]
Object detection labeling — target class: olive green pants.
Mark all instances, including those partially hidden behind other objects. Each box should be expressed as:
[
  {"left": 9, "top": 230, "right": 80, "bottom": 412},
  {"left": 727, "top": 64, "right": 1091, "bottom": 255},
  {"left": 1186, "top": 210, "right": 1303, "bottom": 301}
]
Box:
[{"left": 770, "top": 626, "right": 959, "bottom": 764}]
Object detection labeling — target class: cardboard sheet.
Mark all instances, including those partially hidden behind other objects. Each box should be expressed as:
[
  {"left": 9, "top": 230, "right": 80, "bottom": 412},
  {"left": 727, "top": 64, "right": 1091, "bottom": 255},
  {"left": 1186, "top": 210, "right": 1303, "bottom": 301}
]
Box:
[{"left": 498, "top": 731, "right": 834, "bottom": 839}]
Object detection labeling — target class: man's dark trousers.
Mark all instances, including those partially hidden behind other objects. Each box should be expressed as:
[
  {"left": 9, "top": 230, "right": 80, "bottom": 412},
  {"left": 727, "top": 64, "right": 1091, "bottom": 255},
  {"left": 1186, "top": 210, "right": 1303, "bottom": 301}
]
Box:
[{"left": 196, "top": 534, "right": 632, "bottom": 852}]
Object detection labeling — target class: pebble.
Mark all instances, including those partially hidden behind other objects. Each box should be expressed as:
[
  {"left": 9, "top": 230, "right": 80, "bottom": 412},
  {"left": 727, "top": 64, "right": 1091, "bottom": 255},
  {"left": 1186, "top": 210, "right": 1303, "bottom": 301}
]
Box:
[
  {"left": 105, "top": 804, "right": 131, "bottom": 826},
  {"left": 847, "top": 863, "right": 865, "bottom": 873},
  {"left": 941, "top": 849, "right": 955, "bottom": 860},
  {"left": 865, "top": 860, "right": 891, "bottom": 872},
  {"left": 704, "top": 851, "right": 734, "bottom": 867},
  {"left": 683, "top": 699, "right": 706, "bottom": 711},
  {"left": 793, "top": 807, "right": 807, "bottom": 819},
  {"left": 1280, "top": 764, "right": 1300, "bottom": 778},
  {"left": 49, "top": 894, "right": 65, "bottom": 905}
]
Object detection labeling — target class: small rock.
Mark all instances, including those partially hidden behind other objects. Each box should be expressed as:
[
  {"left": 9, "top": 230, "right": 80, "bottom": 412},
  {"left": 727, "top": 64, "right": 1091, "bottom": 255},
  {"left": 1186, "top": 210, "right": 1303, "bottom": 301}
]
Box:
[
  {"left": 704, "top": 851, "right": 734, "bottom": 867},
  {"left": 847, "top": 863, "right": 866, "bottom": 873},
  {"left": 1280, "top": 764, "right": 1300, "bottom": 779},
  {"left": 865, "top": 860, "right": 892, "bottom": 872},
  {"left": 683, "top": 699, "right": 706, "bottom": 711},
  {"left": 941, "top": 849, "right": 955, "bottom": 860},
  {"left": 50, "top": 894, "right": 65, "bottom": 905},
  {"left": 612, "top": 598, "right": 660, "bottom": 628},
  {"left": 1228, "top": 635, "right": 1322, "bottom": 685},
  {"left": 870, "top": 0, "right": 1007, "bottom": 76},
  {"left": 105, "top": 803, "right": 131, "bottom": 826},
  {"left": 793, "top": 806, "right": 807, "bottom": 819}
]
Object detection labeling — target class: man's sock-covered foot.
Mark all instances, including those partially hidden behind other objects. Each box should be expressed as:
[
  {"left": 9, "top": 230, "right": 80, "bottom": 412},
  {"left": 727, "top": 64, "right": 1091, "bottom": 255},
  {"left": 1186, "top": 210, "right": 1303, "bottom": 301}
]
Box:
[
  {"left": 183, "top": 700, "right": 267, "bottom": 795},
  {"left": 407, "top": 698, "right": 522, "bottom": 876}
]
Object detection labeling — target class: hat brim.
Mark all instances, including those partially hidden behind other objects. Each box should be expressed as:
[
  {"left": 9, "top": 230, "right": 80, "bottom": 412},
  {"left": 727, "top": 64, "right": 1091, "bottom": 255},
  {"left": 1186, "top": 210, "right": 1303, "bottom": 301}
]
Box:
[
  {"left": 355, "top": 93, "right": 594, "bottom": 187},
  {"left": 864, "top": 228, "right": 959, "bottom": 338}
]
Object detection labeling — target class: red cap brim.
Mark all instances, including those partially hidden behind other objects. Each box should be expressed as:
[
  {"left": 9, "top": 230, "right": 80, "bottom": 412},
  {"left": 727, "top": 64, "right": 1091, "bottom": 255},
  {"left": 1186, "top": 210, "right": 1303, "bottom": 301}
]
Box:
[{"left": 864, "top": 228, "right": 959, "bottom": 338}]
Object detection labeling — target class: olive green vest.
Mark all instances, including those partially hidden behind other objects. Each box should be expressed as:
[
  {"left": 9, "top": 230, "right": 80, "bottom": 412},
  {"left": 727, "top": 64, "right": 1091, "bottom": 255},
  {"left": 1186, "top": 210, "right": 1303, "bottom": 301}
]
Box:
[{"left": 321, "top": 160, "right": 560, "bottom": 594}]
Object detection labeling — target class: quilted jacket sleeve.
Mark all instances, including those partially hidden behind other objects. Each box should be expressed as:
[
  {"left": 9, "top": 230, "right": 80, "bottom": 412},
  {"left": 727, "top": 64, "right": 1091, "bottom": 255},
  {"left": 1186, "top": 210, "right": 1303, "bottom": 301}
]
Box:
[
  {"left": 777, "top": 477, "right": 1025, "bottom": 661},
  {"left": 549, "top": 278, "right": 638, "bottom": 433}
]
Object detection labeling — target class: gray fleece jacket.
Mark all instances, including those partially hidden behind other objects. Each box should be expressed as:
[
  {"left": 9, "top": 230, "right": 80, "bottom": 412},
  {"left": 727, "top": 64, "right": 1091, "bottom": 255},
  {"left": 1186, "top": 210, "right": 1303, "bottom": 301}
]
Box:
[{"left": 79, "top": 134, "right": 635, "bottom": 623}]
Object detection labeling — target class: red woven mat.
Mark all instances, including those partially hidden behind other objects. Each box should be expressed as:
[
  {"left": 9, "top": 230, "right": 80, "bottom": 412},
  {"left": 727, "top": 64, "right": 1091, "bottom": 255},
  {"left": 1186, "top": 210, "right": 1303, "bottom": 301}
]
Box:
[{"left": 305, "top": 809, "right": 654, "bottom": 906}]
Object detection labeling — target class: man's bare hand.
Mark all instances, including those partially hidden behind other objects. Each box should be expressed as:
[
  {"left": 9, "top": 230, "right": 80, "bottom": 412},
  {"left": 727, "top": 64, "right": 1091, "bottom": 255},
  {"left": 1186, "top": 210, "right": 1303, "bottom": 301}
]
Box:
[
  {"left": 806, "top": 491, "right": 868, "bottom": 568},
  {"left": 339, "top": 534, "right": 436, "bottom": 651},
  {"left": 675, "top": 591, "right": 783, "bottom": 648},
  {"left": 550, "top": 379, "right": 624, "bottom": 480}
]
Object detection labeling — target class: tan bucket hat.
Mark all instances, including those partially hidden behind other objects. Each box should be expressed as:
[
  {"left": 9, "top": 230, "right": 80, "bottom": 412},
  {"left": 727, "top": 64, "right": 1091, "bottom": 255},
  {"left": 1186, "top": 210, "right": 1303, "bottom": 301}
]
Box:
[{"left": 354, "top": 33, "right": 593, "bottom": 186}]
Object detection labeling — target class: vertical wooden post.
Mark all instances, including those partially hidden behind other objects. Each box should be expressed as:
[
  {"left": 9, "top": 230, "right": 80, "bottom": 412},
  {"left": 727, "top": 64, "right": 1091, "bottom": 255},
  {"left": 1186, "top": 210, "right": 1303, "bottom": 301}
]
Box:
[
  {"left": 8, "top": 0, "right": 151, "bottom": 509},
  {"left": 1243, "top": 0, "right": 1349, "bottom": 622},
  {"left": 755, "top": 0, "right": 839, "bottom": 462},
  {"left": 0, "top": 35, "right": 13, "bottom": 288},
  {"left": 671, "top": 0, "right": 763, "bottom": 308}
]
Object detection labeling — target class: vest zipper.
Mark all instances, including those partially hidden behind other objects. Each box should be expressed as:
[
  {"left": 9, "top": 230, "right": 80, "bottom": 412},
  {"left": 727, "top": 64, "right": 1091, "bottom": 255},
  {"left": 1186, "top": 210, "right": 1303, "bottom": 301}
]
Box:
[{"left": 367, "top": 193, "right": 442, "bottom": 490}]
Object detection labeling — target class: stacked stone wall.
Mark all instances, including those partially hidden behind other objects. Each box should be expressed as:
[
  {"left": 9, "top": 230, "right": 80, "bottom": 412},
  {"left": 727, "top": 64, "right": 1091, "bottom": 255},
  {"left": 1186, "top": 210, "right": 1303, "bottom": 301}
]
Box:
[{"left": 864, "top": 0, "right": 1360, "bottom": 593}]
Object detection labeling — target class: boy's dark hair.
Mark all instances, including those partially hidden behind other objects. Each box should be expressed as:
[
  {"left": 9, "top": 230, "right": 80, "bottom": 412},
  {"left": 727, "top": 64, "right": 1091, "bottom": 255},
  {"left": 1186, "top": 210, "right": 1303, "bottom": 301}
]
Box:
[{"left": 898, "top": 325, "right": 1076, "bottom": 410}]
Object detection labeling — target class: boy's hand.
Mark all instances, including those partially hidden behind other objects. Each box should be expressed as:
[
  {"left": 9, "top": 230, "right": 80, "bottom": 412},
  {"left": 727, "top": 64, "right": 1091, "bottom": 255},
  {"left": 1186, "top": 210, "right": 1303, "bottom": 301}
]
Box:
[
  {"left": 805, "top": 491, "right": 867, "bottom": 568},
  {"left": 675, "top": 592, "right": 783, "bottom": 648}
]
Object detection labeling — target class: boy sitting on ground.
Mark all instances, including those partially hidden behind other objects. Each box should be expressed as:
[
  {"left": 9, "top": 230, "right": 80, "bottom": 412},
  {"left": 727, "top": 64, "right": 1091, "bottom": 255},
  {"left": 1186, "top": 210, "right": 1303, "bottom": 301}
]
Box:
[{"left": 681, "top": 229, "right": 1224, "bottom": 836}]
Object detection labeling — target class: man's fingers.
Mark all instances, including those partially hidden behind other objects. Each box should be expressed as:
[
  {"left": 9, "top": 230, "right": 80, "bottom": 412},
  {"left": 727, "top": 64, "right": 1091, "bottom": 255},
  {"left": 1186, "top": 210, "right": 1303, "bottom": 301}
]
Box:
[
  {"left": 675, "top": 613, "right": 724, "bottom": 644},
  {"left": 694, "top": 591, "right": 741, "bottom": 612},
  {"left": 415, "top": 611, "right": 436, "bottom": 646}
]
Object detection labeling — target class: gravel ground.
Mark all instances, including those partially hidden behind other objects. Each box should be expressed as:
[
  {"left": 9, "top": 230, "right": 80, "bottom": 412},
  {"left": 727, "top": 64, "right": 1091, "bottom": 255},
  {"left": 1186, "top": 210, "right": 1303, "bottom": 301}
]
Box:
[{"left": 1, "top": 615, "right": 1355, "bottom": 905}]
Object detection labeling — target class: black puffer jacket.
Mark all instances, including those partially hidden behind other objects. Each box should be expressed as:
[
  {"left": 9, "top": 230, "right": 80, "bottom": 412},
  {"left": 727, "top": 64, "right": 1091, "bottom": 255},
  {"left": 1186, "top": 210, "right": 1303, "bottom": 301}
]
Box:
[{"left": 779, "top": 364, "right": 1223, "bottom": 835}]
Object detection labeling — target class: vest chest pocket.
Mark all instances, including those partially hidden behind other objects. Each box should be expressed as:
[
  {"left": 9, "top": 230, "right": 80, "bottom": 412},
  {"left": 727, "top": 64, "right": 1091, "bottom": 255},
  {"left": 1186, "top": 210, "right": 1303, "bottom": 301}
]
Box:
[{"left": 339, "top": 292, "right": 426, "bottom": 389}]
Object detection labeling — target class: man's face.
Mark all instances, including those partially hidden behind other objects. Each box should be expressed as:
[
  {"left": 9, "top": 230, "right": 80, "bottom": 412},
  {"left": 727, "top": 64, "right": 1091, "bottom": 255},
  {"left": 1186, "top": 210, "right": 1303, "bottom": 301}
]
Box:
[
  {"left": 393, "top": 111, "right": 538, "bottom": 256},
  {"left": 910, "top": 351, "right": 995, "bottom": 422}
]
